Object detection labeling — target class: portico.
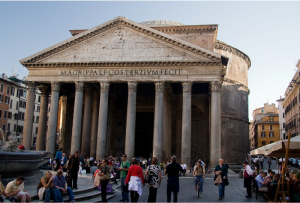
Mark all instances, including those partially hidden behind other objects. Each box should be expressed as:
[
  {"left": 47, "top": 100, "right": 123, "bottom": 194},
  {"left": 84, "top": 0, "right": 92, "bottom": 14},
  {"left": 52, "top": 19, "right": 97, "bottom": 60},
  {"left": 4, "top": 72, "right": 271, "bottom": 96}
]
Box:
[{"left": 20, "top": 17, "right": 229, "bottom": 166}]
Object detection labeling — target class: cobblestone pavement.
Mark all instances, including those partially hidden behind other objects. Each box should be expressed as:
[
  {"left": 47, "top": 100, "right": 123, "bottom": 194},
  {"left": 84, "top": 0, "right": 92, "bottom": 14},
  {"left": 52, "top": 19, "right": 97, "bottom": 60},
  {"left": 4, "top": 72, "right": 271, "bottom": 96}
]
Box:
[{"left": 109, "top": 173, "right": 265, "bottom": 202}]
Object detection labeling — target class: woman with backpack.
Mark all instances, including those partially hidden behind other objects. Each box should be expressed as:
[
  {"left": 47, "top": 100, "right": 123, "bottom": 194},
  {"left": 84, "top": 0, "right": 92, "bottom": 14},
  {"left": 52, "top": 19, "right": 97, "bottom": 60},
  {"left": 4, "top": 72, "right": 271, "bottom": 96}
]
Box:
[{"left": 145, "top": 157, "right": 162, "bottom": 202}]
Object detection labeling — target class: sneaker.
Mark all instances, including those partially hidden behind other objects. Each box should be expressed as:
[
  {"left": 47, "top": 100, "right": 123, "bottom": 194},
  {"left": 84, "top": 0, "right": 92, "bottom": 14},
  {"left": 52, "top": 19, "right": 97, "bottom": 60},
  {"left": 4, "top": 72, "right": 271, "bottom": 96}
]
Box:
[
  {"left": 218, "top": 197, "right": 222, "bottom": 200},
  {"left": 69, "top": 200, "right": 76, "bottom": 203},
  {"left": 119, "top": 199, "right": 125, "bottom": 202}
]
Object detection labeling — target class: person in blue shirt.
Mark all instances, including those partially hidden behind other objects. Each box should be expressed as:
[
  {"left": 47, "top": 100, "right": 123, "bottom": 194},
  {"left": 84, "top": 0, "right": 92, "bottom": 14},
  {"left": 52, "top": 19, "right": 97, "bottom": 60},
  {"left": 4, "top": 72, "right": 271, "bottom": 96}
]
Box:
[
  {"left": 54, "top": 148, "right": 63, "bottom": 171},
  {"left": 53, "top": 169, "right": 75, "bottom": 202},
  {"left": 255, "top": 171, "right": 268, "bottom": 192}
]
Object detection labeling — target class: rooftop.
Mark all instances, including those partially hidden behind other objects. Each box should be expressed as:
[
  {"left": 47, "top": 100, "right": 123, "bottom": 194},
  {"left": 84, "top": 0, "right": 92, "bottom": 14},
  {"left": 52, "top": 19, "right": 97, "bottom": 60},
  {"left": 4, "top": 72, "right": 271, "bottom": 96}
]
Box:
[{"left": 139, "top": 20, "right": 185, "bottom": 27}]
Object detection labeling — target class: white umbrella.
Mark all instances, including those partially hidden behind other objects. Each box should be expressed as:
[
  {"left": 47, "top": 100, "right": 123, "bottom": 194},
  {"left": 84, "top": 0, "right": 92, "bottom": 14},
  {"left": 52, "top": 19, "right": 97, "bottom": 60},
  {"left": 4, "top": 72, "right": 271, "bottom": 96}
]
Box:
[
  {"left": 264, "top": 135, "right": 300, "bottom": 158},
  {"left": 250, "top": 142, "right": 278, "bottom": 156}
]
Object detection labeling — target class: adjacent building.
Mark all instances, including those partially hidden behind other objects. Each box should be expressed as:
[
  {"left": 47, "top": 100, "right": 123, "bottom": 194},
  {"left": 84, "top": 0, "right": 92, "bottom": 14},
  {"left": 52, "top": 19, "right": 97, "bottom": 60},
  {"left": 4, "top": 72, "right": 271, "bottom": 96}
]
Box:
[
  {"left": 251, "top": 103, "right": 280, "bottom": 148},
  {"left": 277, "top": 97, "right": 286, "bottom": 139},
  {"left": 283, "top": 59, "right": 300, "bottom": 138}
]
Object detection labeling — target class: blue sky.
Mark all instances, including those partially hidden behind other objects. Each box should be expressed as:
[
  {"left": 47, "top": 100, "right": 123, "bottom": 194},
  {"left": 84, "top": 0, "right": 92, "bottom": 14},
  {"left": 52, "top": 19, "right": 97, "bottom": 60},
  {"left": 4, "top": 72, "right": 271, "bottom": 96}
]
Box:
[{"left": 1, "top": 1, "right": 300, "bottom": 119}]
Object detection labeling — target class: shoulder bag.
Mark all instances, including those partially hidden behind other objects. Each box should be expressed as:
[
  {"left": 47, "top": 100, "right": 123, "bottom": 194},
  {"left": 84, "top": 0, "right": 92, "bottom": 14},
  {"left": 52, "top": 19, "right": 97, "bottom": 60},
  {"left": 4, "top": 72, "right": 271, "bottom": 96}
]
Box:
[{"left": 100, "top": 166, "right": 110, "bottom": 182}]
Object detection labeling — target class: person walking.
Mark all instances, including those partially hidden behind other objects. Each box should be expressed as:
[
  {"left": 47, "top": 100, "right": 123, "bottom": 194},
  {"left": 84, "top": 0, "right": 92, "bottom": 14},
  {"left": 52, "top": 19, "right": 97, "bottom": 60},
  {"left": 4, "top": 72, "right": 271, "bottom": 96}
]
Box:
[
  {"left": 193, "top": 161, "right": 205, "bottom": 194},
  {"left": 165, "top": 155, "right": 184, "bottom": 202},
  {"left": 99, "top": 159, "right": 110, "bottom": 202},
  {"left": 243, "top": 161, "right": 254, "bottom": 198},
  {"left": 117, "top": 154, "right": 130, "bottom": 202},
  {"left": 125, "top": 158, "right": 145, "bottom": 202},
  {"left": 145, "top": 157, "right": 162, "bottom": 202},
  {"left": 268, "top": 158, "right": 272, "bottom": 169},
  {"left": 67, "top": 151, "right": 81, "bottom": 189},
  {"left": 214, "top": 158, "right": 228, "bottom": 200},
  {"left": 54, "top": 148, "right": 63, "bottom": 171}
]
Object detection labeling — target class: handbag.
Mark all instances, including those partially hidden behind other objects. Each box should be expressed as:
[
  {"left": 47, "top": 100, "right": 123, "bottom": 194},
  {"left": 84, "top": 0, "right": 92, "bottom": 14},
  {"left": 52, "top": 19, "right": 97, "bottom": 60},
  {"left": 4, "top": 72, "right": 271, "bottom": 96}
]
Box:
[
  {"left": 224, "top": 178, "right": 229, "bottom": 186},
  {"left": 100, "top": 166, "right": 110, "bottom": 182},
  {"left": 65, "top": 172, "right": 71, "bottom": 183},
  {"left": 94, "top": 174, "right": 100, "bottom": 187},
  {"left": 144, "top": 175, "right": 153, "bottom": 183}
]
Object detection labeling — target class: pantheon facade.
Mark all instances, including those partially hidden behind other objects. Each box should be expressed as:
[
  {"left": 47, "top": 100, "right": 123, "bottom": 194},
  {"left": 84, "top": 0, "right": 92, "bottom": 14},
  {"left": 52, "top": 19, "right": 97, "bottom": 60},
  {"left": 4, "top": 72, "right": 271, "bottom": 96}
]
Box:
[{"left": 20, "top": 17, "right": 251, "bottom": 167}]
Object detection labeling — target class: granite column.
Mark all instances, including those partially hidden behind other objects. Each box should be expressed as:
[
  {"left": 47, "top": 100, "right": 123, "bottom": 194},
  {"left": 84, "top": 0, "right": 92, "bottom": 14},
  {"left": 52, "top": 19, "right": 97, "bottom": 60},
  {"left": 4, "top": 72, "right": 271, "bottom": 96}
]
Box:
[
  {"left": 46, "top": 82, "right": 61, "bottom": 157},
  {"left": 90, "top": 92, "right": 100, "bottom": 158},
  {"left": 125, "top": 81, "right": 137, "bottom": 161},
  {"left": 153, "top": 82, "right": 164, "bottom": 162},
  {"left": 70, "top": 82, "right": 84, "bottom": 155},
  {"left": 96, "top": 82, "right": 110, "bottom": 160},
  {"left": 36, "top": 85, "right": 49, "bottom": 151}
]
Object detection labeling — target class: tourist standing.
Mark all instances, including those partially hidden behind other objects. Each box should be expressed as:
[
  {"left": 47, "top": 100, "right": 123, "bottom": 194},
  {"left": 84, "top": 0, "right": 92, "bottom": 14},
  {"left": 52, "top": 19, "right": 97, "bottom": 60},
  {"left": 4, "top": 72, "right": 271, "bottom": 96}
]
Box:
[
  {"left": 193, "top": 161, "right": 205, "bottom": 194},
  {"left": 260, "top": 158, "right": 264, "bottom": 169},
  {"left": 53, "top": 169, "right": 75, "bottom": 202},
  {"left": 125, "top": 158, "right": 145, "bottom": 202},
  {"left": 99, "top": 159, "right": 110, "bottom": 202},
  {"left": 117, "top": 154, "right": 130, "bottom": 202},
  {"left": 214, "top": 158, "right": 228, "bottom": 200},
  {"left": 243, "top": 161, "right": 254, "bottom": 198},
  {"left": 165, "top": 155, "right": 184, "bottom": 202},
  {"left": 5, "top": 176, "right": 31, "bottom": 202},
  {"left": 160, "top": 161, "right": 165, "bottom": 176},
  {"left": 268, "top": 158, "right": 272, "bottom": 169},
  {"left": 145, "top": 157, "right": 162, "bottom": 202},
  {"left": 54, "top": 148, "right": 63, "bottom": 171},
  {"left": 68, "top": 151, "right": 81, "bottom": 189}
]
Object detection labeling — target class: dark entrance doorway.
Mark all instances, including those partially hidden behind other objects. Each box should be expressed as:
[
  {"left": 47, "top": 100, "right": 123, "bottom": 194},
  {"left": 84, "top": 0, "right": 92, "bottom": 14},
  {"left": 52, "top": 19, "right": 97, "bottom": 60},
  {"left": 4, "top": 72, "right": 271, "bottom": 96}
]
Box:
[{"left": 134, "top": 112, "right": 154, "bottom": 158}]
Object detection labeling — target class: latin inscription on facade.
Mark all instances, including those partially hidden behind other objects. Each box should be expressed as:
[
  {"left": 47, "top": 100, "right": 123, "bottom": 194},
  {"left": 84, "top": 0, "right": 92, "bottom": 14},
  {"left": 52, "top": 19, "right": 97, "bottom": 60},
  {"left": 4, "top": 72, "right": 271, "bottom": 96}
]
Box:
[{"left": 61, "top": 69, "right": 182, "bottom": 76}]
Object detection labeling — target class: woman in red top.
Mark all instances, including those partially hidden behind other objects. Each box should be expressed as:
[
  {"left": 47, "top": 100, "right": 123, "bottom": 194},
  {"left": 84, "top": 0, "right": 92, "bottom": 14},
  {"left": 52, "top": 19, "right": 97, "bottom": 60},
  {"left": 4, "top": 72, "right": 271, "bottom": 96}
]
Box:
[{"left": 125, "top": 158, "right": 145, "bottom": 202}]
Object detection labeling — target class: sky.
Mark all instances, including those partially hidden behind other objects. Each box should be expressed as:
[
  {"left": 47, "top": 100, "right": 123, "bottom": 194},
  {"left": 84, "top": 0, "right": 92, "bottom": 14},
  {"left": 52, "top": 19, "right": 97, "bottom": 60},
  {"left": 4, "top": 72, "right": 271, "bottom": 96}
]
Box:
[{"left": 0, "top": 1, "right": 300, "bottom": 120}]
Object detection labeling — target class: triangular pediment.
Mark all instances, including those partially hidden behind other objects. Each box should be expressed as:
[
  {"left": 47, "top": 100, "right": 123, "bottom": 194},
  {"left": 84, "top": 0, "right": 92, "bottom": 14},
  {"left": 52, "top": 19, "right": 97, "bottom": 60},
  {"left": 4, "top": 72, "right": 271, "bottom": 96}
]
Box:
[{"left": 20, "top": 17, "right": 222, "bottom": 65}]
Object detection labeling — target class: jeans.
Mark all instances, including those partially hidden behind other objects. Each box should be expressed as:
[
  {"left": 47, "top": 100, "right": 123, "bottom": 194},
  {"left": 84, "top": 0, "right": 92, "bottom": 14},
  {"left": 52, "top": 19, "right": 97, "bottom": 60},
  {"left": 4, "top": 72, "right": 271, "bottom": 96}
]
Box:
[
  {"left": 167, "top": 191, "right": 178, "bottom": 202},
  {"left": 148, "top": 187, "right": 157, "bottom": 202},
  {"left": 161, "top": 169, "right": 164, "bottom": 176},
  {"left": 121, "top": 177, "right": 129, "bottom": 202},
  {"left": 130, "top": 191, "right": 139, "bottom": 202},
  {"left": 194, "top": 175, "right": 204, "bottom": 192},
  {"left": 55, "top": 187, "right": 74, "bottom": 202},
  {"left": 218, "top": 181, "right": 225, "bottom": 198}
]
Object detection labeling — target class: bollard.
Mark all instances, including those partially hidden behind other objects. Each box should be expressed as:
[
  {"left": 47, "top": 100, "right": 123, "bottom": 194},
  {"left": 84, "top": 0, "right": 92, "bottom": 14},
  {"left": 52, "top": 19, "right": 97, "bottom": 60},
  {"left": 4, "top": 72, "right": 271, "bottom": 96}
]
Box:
[{"left": 239, "top": 170, "right": 243, "bottom": 179}]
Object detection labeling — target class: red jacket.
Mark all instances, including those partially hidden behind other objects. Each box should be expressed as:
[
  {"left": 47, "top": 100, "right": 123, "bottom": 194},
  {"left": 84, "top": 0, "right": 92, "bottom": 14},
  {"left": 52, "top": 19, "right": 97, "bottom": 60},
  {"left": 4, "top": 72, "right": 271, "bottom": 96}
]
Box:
[{"left": 125, "top": 165, "right": 145, "bottom": 185}]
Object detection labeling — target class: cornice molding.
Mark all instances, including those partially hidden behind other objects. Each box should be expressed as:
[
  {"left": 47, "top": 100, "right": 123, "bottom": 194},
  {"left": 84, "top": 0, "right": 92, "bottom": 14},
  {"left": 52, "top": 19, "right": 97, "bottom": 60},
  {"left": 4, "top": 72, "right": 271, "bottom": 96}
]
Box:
[
  {"left": 23, "top": 61, "right": 222, "bottom": 68},
  {"left": 154, "top": 25, "right": 218, "bottom": 34},
  {"left": 20, "top": 16, "right": 221, "bottom": 65},
  {"left": 215, "top": 41, "right": 251, "bottom": 69},
  {"left": 223, "top": 77, "right": 250, "bottom": 94}
]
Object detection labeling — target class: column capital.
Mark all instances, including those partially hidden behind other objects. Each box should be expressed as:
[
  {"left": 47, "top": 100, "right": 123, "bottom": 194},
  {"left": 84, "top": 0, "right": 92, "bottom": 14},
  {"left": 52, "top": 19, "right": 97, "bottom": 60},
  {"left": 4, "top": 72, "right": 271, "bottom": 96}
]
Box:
[
  {"left": 37, "top": 85, "right": 48, "bottom": 95},
  {"left": 128, "top": 81, "right": 138, "bottom": 92},
  {"left": 210, "top": 81, "right": 222, "bottom": 92},
  {"left": 100, "top": 82, "right": 110, "bottom": 93},
  {"left": 85, "top": 85, "right": 93, "bottom": 96},
  {"left": 61, "top": 95, "right": 67, "bottom": 103},
  {"left": 155, "top": 82, "right": 165, "bottom": 92},
  {"left": 51, "top": 82, "right": 61, "bottom": 92},
  {"left": 25, "top": 81, "right": 37, "bottom": 91},
  {"left": 75, "top": 81, "right": 85, "bottom": 92},
  {"left": 182, "top": 82, "right": 193, "bottom": 93},
  {"left": 93, "top": 92, "right": 100, "bottom": 101}
]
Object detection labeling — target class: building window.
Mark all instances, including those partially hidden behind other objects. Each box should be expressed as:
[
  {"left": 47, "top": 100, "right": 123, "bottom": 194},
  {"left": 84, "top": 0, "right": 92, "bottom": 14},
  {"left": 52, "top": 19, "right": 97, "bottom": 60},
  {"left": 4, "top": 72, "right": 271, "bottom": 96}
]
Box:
[
  {"left": 5, "top": 96, "right": 9, "bottom": 104},
  {"left": 261, "top": 132, "right": 266, "bottom": 137},
  {"left": 11, "top": 87, "right": 15, "bottom": 96},
  {"left": 18, "top": 112, "right": 25, "bottom": 120},
  {"left": 270, "top": 125, "right": 273, "bottom": 130},
  {"left": 4, "top": 111, "right": 7, "bottom": 119},
  {"left": 16, "top": 89, "right": 20, "bottom": 98},
  {"left": 8, "top": 112, "right": 12, "bottom": 119},
  {"left": 36, "top": 116, "right": 39, "bottom": 123},
  {"left": 0, "top": 110, "right": 2, "bottom": 118},
  {"left": 7, "top": 123, "right": 10, "bottom": 131},
  {"left": 36, "top": 127, "right": 38, "bottom": 135},
  {"left": 262, "top": 125, "right": 265, "bottom": 130},
  {"left": 37, "top": 106, "right": 40, "bottom": 112},
  {"left": 283, "top": 123, "right": 285, "bottom": 128},
  {"left": 2, "top": 124, "right": 5, "bottom": 131},
  {"left": 269, "top": 132, "right": 274, "bottom": 137},
  {"left": 14, "top": 124, "right": 16, "bottom": 131},
  {"left": 0, "top": 84, "right": 3, "bottom": 92},
  {"left": 19, "top": 89, "right": 23, "bottom": 97},
  {"left": 17, "top": 125, "right": 23, "bottom": 133},
  {"left": 38, "top": 96, "right": 41, "bottom": 102},
  {"left": 283, "top": 113, "right": 285, "bottom": 118},
  {"left": 0, "top": 94, "right": 3, "bottom": 102},
  {"left": 16, "top": 101, "right": 18, "bottom": 110},
  {"left": 283, "top": 133, "right": 286, "bottom": 139},
  {"left": 10, "top": 100, "right": 13, "bottom": 108},
  {"left": 6, "top": 86, "right": 10, "bottom": 94},
  {"left": 262, "top": 141, "right": 266, "bottom": 145}
]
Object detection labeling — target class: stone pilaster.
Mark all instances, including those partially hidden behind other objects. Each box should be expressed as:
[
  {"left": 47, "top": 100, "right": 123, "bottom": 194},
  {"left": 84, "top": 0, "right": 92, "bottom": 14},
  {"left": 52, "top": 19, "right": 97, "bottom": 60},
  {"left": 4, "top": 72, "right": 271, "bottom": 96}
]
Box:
[
  {"left": 23, "top": 81, "right": 36, "bottom": 150},
  {"left": 81, "top": 85, "right": 93, "bottom": 158},
  {"left": 36, "top": 85, "right": 49, "bottom": 151},
  {"left": 90, "top": 92, "right": 100, "bottom": 158},
  {"left": 46, "top": 82, "right": 61, "bottom": 157},
  {"left": 181, "top": 82, "right": 193, "bottom": 165},
  {"left": 210, "top": 81, "right": 222, "bottom": 167},
  {"left": 153, "top": 82, "right": 164, "bottom": 162},
  {"left": 70, "top": 82, "right": 85, "bottom": 155},
  {"left": 96, "top": 82, "right": 110, "bottom": 160},
  {"left": 125, "top": 81, "right": 137, "bottom": 161}
]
